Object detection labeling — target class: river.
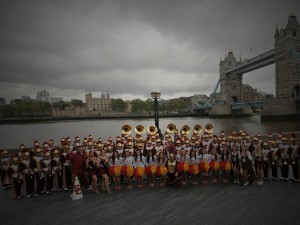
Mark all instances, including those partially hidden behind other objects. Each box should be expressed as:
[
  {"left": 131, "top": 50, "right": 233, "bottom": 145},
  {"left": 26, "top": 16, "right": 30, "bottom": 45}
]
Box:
[{"left": 0, "top": 115, "right": 299, "bottom": 149}]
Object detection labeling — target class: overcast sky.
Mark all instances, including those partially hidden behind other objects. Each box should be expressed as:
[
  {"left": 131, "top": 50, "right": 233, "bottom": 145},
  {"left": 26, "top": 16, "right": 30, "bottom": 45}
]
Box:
[{"left": 0, "top": 0, "right": 299, "bottom": 102}]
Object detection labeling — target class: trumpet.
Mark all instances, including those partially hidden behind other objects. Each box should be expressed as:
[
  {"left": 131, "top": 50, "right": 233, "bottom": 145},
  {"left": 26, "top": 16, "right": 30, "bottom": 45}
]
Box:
[
  {"left": 180, "top": 125, "right": 190, "bottom": 135},
  {"left": 193, "top": 124, "right": 202, "bottom": 135},
  {"left": 148, "top": 125, "right": 158, "bottom": 135},
  {"left": 121, "top": 124, "right": 132, "bottom": 135},
  {"left": 135, "top": 125, "right": 145, "bottom": 135},
  {"left": 167, "top": 123, "right": 176, "bottom": 134},
  {"left": 204, "top": 123, "right": 214, "bottom": 134}
]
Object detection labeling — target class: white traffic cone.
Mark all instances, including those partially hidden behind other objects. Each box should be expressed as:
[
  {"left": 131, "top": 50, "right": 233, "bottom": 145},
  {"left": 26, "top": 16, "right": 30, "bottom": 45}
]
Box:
[{"left": 72, "top": 176, "right": 83, "bottom": 200}]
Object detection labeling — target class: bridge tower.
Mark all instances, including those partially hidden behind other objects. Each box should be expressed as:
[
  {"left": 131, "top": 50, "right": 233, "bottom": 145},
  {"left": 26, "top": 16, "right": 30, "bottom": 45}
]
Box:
[
  {"left": 274, "top": 13, "right": 300, "bottom": 98},
  {"left": 218, "top": 51, "right": 243, "bottom": 103}
]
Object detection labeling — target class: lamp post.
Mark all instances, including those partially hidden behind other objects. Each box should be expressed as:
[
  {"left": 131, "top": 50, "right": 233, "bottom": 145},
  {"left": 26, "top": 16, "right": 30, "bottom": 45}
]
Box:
[{"left": 151, "top": 91, "right": 161, "bottom": 130}]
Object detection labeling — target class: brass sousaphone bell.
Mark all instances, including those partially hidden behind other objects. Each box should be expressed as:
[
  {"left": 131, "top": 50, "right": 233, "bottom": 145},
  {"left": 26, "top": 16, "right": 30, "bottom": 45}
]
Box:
[
  {"left": 148, "top": 125, "right": 158, "bottom": 135},
  {"left": 121, "top": 124, "right": 132, "bottom": 135},
  {"left": 135, "top": 124, "right": 145, "bottom": 135},
  {"left": 193, "top": 124, "right": 203, "bottom": 135},
  {"left": 167, "top": 123, "right": 177, "bottom": 134},
  {"left": 204, "top": 123, "right": 214, "bottom": 134},
  {"left": 180, "top": 125, "right": 190, "bottom": 135}
]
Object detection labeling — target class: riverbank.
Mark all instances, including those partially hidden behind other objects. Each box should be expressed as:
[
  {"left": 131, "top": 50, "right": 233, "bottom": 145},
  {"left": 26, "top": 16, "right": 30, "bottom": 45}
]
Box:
[{"left": 0, "top": 113, "right": 201, "bottom": 124}]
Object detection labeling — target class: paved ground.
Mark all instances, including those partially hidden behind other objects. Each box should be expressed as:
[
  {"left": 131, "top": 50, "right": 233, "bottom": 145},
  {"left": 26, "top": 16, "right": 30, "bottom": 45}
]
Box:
[{"left": 1, "top": 178, "right": 299, "bottom": 225}]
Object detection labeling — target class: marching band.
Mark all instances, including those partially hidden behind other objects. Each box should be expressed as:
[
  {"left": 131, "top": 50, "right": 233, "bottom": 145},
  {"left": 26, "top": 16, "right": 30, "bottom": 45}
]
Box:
[{"left": 0, "top": 123, "right": 299, "bottom": 200}]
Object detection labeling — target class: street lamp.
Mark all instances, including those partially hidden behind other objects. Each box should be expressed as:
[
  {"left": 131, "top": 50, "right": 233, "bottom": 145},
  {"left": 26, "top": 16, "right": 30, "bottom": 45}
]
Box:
[{"left": 151, "top": 91, "right": 161, "bottom": 130}]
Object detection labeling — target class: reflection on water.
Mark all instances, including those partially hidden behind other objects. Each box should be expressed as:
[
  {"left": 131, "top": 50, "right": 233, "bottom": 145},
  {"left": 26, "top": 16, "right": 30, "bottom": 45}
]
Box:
[{"left": 0, "top": 115, "right": 299, "bottom": 149}]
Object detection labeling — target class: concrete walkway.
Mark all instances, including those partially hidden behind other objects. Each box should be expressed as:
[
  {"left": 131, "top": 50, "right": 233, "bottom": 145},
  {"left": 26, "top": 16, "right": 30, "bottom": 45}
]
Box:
[{"left": 1, "top": 179, "right": 299, "bottom": 225}]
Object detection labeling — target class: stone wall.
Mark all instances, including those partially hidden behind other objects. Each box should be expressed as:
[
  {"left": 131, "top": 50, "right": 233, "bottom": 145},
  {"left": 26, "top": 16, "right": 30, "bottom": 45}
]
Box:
[{"left": 261, "top": 98, "right": 297, "bottom": 115}]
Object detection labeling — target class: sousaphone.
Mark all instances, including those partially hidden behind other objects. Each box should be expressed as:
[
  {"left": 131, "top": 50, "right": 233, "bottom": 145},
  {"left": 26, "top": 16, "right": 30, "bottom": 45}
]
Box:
[
  {"left": 121, "top": 124, "right": 132, "bottom": 135},
  {"left": 167, "top": 123, "right": 176, "bottom": 134},
  {"left": 204, "top": 123, "right": 214, "bottom": 134},
  {"left": 147, "top": 125, "right": 158, "bottom": 135},
  {"left": 135, "top": 124, "right": 145, "bottom": 135}
]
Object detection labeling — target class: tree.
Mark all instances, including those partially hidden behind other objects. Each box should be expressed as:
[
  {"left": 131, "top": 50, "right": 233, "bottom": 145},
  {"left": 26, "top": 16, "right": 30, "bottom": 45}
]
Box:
[
  {"left": 131, "top": 99, "right": 147, "bottom": 114},
  {"left": 53, "top": 101, "right": 69, "bottom": 110},
  {"left": 145, "top": 98, "right": 154, "bottom": 112},
  {"left": 111, "top": 98, "right": 126, "bottom": 111},
  {"left": 71, "top": 99, "right": 84, "bottom": 107}
]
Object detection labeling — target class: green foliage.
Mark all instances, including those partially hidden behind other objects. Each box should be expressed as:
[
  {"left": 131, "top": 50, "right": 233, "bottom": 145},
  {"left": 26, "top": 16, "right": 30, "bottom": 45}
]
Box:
[
  {"left": 0, "top": 101, "right": 52, "bottom": 117},
  {"left": 131, "top": 99, "right": 147, "bottom": 113},
  {"left": 111, "top": 98, "right": 126, "bottom": 111},
  {"left": 70, "top": 99, "right": 84, "bottom": 107},
  {"left": 53, "top": 101, "right": 69, "bottom": 110}
]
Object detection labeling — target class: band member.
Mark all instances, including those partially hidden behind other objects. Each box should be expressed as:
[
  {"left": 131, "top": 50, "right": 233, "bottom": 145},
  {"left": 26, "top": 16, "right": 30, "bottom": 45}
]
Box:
[
  {"left": 145, "top": 150, "right": 157, "bottom": 188},
  {"left": 184, "top": 140, "right": 192, "bottom": 155},
  {"left": 241, "top": 143, "right": 254, "bottom": 186},
  {"left": 288, "top": 135, "right": 299, "bottom": 182},
  {"left": 7, "top": 155, "right": 23, "bottom": 199},
  {"left": 0, "top": 150, "right": 11, "bottom": 189},
  {"left": 98, "top": 149, "right": 111, "bottom": 194},
  {"left": 176, "top": 148, "right": 189, "bottom": 186},
  {"left": 220, "top": 147, "right": 230, "bottom": 183},
  {"left": 133, "top": 149, "right": 145, "bottom": 189},
  {"left": 166, "top": 153, "right": 179, "bottom": 189},
  {"left": 269, "top": 141, "right": 279, "bottom": 180},
  {"left": 51, "top": 149, "right": 63, "bottom": 191},
  {"left": 40, "top": 151, "right": 54, "bottom": 194},
  {"left": 154, "top": 139, "right": 164, "bottom": 156},
  {"left": 254, "top": 142, "right": 264, "bottom": 185},
  {"left": 199, "top": 146, "right": 210, "bottom": 185},
  {"left": 209, "top": 146, "right": 219, "bottom": 184},
  {"left": 69, "top": 145, "right": 89, "bottom": 191},
  {"left": 262, "top": 142, "right": 270, "bottom": 181},
  {"left": 122, "top": 150, "right": 134, "bottom": 190},
  {"left": 86, "top": 150, "right": 100, "bottom": 194},
  {"left": 31, "top": 147, "right": 45, "bottom": 195},
  {"left": 279, "top": 136, "right": 289, "bottom": 181},
  {"left": 230, "top": 143, "right": 240, "bottom": 184},
  {"left": 175, "top": 140, "right": 182, "bottom": 155},
  {"left": 156, "top": 151, "right": 167, "bottom": 187},
  {"left": 188, "top": 150, "right": 199, "bottom": 186},
  {"left": 60, "top": 144, "right": 72, "bottom": 191},
  {"left": 110, "top": 151, "right": 122, "bottom": 191},
  {"left": 20, "top": 151, "right": 35, "bottom": 197}
]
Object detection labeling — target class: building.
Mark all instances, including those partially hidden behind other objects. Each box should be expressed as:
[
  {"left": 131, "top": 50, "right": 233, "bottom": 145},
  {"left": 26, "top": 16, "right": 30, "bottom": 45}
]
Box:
[
  {"left": 85, "top": 91, "right": 111, "bottom": 111},
  {"left": 36, "top": 90, "right": 63, "bottom": 104},
  {"left": 274, "top": 13, "right": 300, "bottom": 99},
  {"left": 215, "top": 52, "right": 263, "bottom": 103},
  {"left": 191, "top": 94, "right": 210, "bottom": 105},
  {"left": 52, "top": 106, "right": 86, "bottom": 117}
]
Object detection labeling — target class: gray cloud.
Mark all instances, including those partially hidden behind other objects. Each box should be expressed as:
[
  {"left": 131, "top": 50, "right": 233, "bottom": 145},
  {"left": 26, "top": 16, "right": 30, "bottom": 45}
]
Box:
[{"left": 0, "top": 0, "right": 299, "bottom": 102}]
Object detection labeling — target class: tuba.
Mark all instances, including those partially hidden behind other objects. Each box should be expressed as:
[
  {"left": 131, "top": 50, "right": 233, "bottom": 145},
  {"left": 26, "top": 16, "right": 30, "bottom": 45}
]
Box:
[
  {"left": 204, "top": 123, "right": 213, "bottom": 134},
  {"left": 121, "top": 124, "right": 132, "bottom": 135},
  {"left": 167, "top": 123, "right": 177, "bottom": 134},
  {"left": 135, "top": 124, "right": 145, "bottom": 135},
  {"left": 180, "top": 125, "right": 190, "bottom": 135},
  {"left": 193, "top": 124, "right": 202, "bottom": 135},
  {"left": 148, "top": 125, "right": 158, "bottom": 135}
]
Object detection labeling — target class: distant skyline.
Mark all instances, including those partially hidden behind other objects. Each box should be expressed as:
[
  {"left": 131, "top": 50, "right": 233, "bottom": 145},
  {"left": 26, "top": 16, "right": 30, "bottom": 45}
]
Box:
[{"left": 1, "top": 0, "right": 299, "bottom": 102}]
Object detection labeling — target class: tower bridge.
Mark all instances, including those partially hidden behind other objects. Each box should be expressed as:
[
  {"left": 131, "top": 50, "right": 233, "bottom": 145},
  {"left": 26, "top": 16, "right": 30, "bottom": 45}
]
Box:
[{"left": 200, "top": 13, "right": 300, "bottom": 119}]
